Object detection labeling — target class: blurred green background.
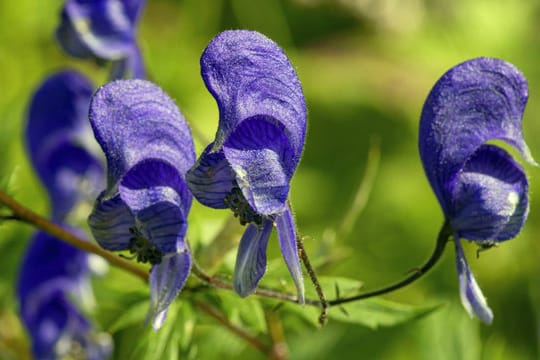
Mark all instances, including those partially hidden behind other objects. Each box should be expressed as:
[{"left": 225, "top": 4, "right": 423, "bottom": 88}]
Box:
[{"left": 2, "top": 0, "right": 540, "bottom": 359}]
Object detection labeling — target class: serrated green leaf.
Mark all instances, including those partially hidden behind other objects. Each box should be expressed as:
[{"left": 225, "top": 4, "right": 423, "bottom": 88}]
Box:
[
  {"left": 198, "top": 291, "right": 266, "bottom": 334},
  {"left": 328, "top": 298, "right": 443, "bottom": 329}
]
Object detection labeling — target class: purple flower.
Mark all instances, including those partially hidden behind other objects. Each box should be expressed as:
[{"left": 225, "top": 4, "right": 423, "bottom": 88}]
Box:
[
  {"left": 87, "top": 79, "right": 195, "bottom": 329},
  {"left": 186, "top": 30, "right": 306, "bottom": 302},
  {"left": 17, "top": 232, "right": 111, "bottom": 360},
  {"left": 419, "top": 57, "right": 536, "bottom": 323},
  {"left": 19, "top": 70, "right": 110, "bottom": 359},
  {"left": 56, "top": 0, "right": 146, "bottom": 79}
]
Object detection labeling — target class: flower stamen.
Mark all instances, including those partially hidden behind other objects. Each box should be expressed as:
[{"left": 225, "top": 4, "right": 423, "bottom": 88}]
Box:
[
  {"left": 224, "top": 183, "right": 263, "bottom": 226},
  {"left": 127, "top": 227, "right": 163, "bottom": 265}
]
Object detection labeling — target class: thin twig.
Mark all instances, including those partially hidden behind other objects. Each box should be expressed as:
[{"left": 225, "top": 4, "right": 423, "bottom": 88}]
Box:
[
  {"left": 297, "top": 236, "right": 328, "bottom": 325},
  {"left": 190, "top": 261, "right": 317, "bottom": 305},
  {"left": 0, "top": 189, "right": 450, "bottom": 312},
  {"left": 195, "top": 301, "right": 270, "bottom": 356},
  {"left": 0, "top": 190, "right": 148, "bottom": 281}
]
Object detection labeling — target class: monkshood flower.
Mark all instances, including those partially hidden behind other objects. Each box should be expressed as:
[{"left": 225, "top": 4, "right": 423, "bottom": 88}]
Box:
[
  {"left": 17, "top": 232, "right": 111, "bottom": 360},
  {"left": 56, "top": 0, "right": 146, "bottom": 79},
  {"left": 26, "top": 70, "right": 104, "bottom": 220},
  {"left": 419, "top": 57, "right": 536, "bottom": 323},
  {"left": 88, "top": 79, "right": 195, "bottom": 330},
  {"left": 19, "top": 70, "right": 110, "bottom": 359},
  {"left": 186, "top": 30, "right": 306, "bottom": 302}
]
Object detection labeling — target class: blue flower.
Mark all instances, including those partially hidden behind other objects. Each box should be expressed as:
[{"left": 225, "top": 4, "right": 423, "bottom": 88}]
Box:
[
  {"left": 419, "top": 57, "right": 536, "bottom": 323},
  {"left": 19, "top": 70, "right": 110, "bottom": 359},
  {"left": 186, "top": 30, "right": 306, "bottom": 303},
  {"left": 88, "top": 79, "right": 195, "bottom": 329},
  {"left": 56, "top": 0, "right": 146, "bottom": 79}
]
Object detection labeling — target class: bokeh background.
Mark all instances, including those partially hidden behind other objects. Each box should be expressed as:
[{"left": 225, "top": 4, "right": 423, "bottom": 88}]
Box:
[{"left": 1, "top": 0, "right": 540, "bottom": 359}]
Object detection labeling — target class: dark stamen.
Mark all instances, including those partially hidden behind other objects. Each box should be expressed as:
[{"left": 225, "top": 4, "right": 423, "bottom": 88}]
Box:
[
  {"left": 126, "top": 227, "right": 163, "bottom": 265},
  {"left": 224, "top": 183, "right": 263, "bottom": 226}
]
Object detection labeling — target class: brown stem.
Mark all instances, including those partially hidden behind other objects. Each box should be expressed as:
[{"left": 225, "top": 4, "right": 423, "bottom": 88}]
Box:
[
  {"left": 195, "top": 301, "right": 270, "bottom": 355},
  {"left": 297, "top": 236, "right": 328, "bottom": 325},
  {"left": 0, "top": 190, "right": 148, "bottom": 281}
]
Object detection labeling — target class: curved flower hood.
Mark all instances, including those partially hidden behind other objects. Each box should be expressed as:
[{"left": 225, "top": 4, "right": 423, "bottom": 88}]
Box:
[
  {"left": 56, "top": 0, "right": 146, "bottom": 79},
  {"left": 419, "top": 57, "right": 535, "bottom": 323},
  {"left": 187, "top": 30, "right": 306, "bottom": 302},
  {"left": 88, "top": 79, "right": 195, "bottom": 329}
]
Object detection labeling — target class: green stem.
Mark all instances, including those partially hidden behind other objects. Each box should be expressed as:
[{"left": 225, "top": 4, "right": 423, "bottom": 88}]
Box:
[{"left": 328, "top": 222, "right": 451, "bottom": 306}]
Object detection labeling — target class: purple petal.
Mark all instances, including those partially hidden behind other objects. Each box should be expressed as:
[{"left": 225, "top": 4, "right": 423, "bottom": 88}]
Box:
[
  {"left": 17, "top": 231, "right": 111, "bottom": 359},
  {"left": 223, "top": 117, "right": 295, "bottom": 214},
  {"left": 454, "top": 239, "right": 494, "bottom": 324},
  {"left": 89, "top": 79, "right": 195, "bottom": 188},
  {"left": 185, "top": 143, "right": 236, "bottom": 209},
  {"left": 419, "top": 57, "right": 535, "bottom": 215},
  {"left": 110, "top": 44, "right": 145, "bottom": 79},
  {"left": 17, "top": 232, "right": 88, "bottom": 303},
  {"left": 275, "top": 206, "right": 304, "bottom": 304},
  {"left": 450, "top": 144, "right": 528, "bottom": 241},
  {"left": 200, "top": 30, "right": 306, "bottom": 162},
  {"left": 56, "top": 0, "right": 145, "bottom": 77},
  {"left": 119, "top": 159, "right": 190, "bottom": 253},
  {"left": 233, "top": 220, "right": 273, "bottom": 297},
  {"left": 147, "top": 251, "right": 191, "bottom": 330},
  {"left": 88, "top": 192, "right": 136, "bottom": 251}
]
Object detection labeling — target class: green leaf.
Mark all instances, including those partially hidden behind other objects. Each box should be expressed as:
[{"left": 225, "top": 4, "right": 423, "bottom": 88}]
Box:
[
  {"left": 107, "top": 299, "right": 149, "bottom": 333},
  {"left": 328, "top": 298, "right": 443, "bottom": 329},
  {"left": 113, "top": 301, "right": 193, "bottom": 360}
]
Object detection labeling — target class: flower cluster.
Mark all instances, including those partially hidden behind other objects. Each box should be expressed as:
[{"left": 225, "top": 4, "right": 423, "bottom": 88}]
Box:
[
  {"left": 18, "top": 71, "right": 109, "bottom": 359},
  {"left": 17, "top": 4, "right": 538, "bottom": 358}
]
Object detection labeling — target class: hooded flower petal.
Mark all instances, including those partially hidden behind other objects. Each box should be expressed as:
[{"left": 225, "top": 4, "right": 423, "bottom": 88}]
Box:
[
  {"left": 188, "top": 30, "right": 306, "bottom": 299},
  {"left": 454, "top": 239, "right": 494, "bottom": 324},
  {"left": 188, "top": 30, "right": 306, "bottom": 213},
  {"left": 419, "top": 57, "right": 534, "bottom": 216},
  {"left": 234, "top": 220, "right": 273, "bottom": 297},
  {"left": 89, "top": 79, "right": 194, "bottom": 190},
  {"left": 88, "top": 79, "right": 195, "bottom": 329},
  {"left": 26, "top": 70, "right": 104, "bottom": 220},
  {"left": 56, "top": 0, "right": 146, "bottom": 78},
  {"left": 419, "top": 57, "right": 534, "bottom": 323}
]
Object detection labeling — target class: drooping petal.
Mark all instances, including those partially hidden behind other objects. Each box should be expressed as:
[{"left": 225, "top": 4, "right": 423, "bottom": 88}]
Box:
[
  {"left": 223, "top": 116, "right": 295, "bottom": 214},
  {"left": 88, "top": 192, "right": 136, "bottom": 251},
  {"left": 450, "top": 144, "right": 528, "bottom": 241},
  {"left": 275, "top": 206, "right": 304, "bottom": 304},
  {"left": 233, "top": 220, "right": 273, "bottom": 297},
  {"left": 419, "top": 57, "right": 535, "bottom": 215},
  {"left": 185, "top": 143, "right": 236, "bottom": 209},
  {"left": 200, "top": 30, "right": 306, "bottom": 163},
  {"left": 119, "top": 159, "right": 190, "bottom": 253},
  {"left": 56, "top": 0, "right": 145, "bottom": 78},
  {"left": 89, "top": 79, "right": 195, "bottom": 190},
  {"left": 454, "top": 239, "right": 494, "bottom": 324},
  {"left": 147, "top": 251, "right": 191, "bottom": 330}
]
